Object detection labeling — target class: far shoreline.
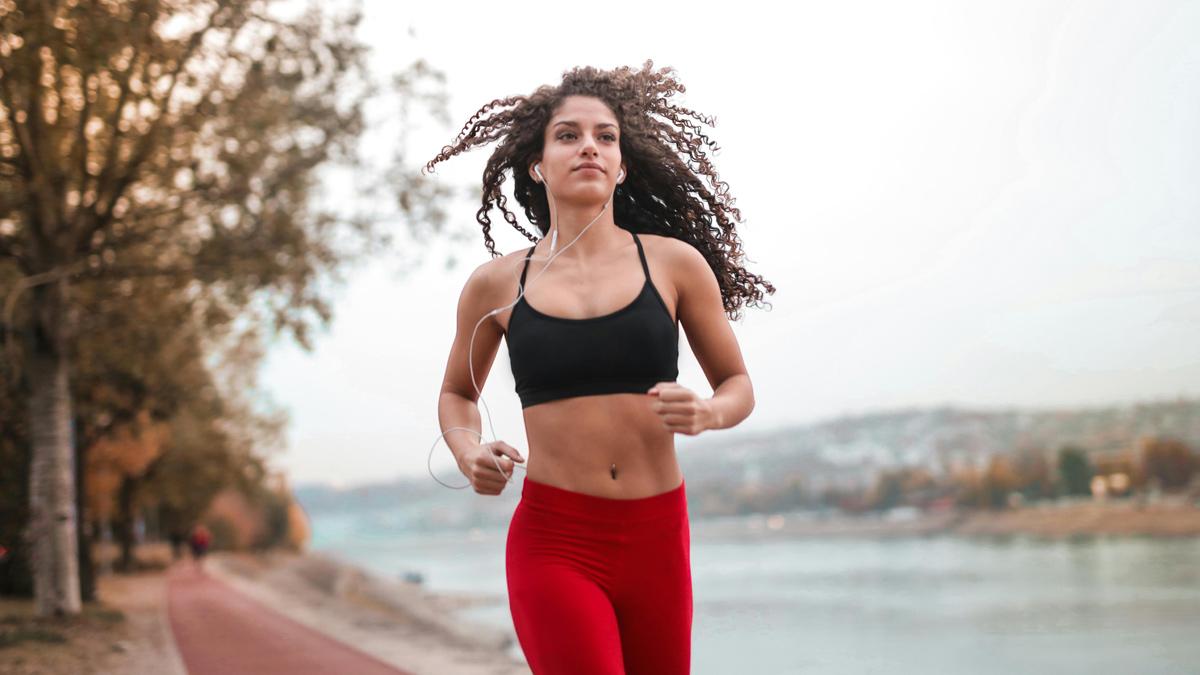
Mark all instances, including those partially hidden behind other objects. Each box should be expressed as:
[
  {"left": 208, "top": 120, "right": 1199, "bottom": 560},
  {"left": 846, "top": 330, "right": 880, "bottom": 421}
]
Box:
[{"left": 689, "top": 496, "right": 1200, "bottom": 540}]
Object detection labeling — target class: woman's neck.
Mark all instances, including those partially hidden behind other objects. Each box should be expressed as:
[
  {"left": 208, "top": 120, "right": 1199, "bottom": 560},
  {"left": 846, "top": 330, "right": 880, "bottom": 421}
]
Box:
[{"left": 544, "top": 204, "right": 624, "bottom": 261}]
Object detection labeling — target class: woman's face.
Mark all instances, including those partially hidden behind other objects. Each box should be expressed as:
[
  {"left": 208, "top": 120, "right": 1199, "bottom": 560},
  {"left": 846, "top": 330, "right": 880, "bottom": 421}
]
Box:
[{"left": 531, "top": 95, "right": 625, "bottom": 203}]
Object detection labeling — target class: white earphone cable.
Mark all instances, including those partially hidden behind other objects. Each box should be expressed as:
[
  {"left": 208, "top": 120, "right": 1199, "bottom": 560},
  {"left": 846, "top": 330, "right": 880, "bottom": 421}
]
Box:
[{"left": 428, "top": 163, "right": 624, "bottom": 489}]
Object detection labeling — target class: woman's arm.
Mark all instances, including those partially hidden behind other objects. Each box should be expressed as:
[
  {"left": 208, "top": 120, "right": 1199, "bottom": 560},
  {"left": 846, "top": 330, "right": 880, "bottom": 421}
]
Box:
[
  {"left": 671, "top": 240, "right": 755, "bottom": 431},
  {"left": 437, "top": 261, "right": 504, "bottom": 466}
]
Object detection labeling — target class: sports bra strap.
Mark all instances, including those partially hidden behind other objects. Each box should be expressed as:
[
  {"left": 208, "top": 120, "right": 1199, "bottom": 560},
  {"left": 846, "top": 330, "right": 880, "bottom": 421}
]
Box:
[
  {"left": 518, "top": 245, "right": 535, "bottom": 292},
  {"left": 519, "top": 230, "right": 648, "bottom": 292},
  {"left": 631, "top": 231, "right": 651, "bottom": 282}
]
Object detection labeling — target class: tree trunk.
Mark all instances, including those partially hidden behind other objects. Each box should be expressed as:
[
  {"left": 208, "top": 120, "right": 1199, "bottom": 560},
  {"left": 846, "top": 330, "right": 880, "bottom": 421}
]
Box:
[
  {"left": 116, "top": 476, "right": 137, "bottom": 572},
  {"left": 27, "top": 278, "right": 81, "bottom": 617},
  {"left": 76, "top": 437, "right": 96, "bottom": 602}
]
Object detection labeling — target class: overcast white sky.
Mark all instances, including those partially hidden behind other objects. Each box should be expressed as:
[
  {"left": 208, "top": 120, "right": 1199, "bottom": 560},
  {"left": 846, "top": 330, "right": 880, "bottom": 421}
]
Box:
[{"left": 258, "top": 0, "right": 1200, "bottom": 488}]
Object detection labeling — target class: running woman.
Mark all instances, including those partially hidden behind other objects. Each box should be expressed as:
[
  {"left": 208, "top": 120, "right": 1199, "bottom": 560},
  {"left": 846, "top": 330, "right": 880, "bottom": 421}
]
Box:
[{"left": 429, "top": 61, "right": 773, "bottom": 674}]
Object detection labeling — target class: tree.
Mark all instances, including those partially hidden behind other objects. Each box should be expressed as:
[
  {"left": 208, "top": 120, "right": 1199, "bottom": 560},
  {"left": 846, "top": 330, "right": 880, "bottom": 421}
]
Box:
[
  {"left": 0, "top": 1, "right": 446, "bottom": 616},
  {"left": 72, "top": 266, "right": 219, "bottom": 583},
  {"left": 1140, "top": 436, "right": 1196, "bottom": 491},
  {"left": 0, "top": 351, "right": 33, "bottom": 597},
  {"left": 0, "top": 236, "right": 288, "bottom": 596},
  {"left": 867, "top": 466, "right": 935, "bottom": 511},
  {"left": 1012, "top": 445, "right": 1055, "bottom": 501},
  {"left": 86, "top": 408, "right": 169, "bottom": 571},
  {"left": 138, "top": 321, "right": 290, "bottom": 559},
  {"left": 981, "top": 455, "right": 1021, "bottom": 510},
  {"left": 1057, "top": 445, "right": 1093, "bottom": 497}
]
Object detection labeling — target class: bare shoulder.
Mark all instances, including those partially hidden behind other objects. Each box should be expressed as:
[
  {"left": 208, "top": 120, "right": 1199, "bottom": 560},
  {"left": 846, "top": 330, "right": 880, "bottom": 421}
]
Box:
[
  {"left": 462, "top": 245, "right": 534, "bottom": 304},
  {"left": 638, "top": 233, "right": 708, "bottom": 278}
]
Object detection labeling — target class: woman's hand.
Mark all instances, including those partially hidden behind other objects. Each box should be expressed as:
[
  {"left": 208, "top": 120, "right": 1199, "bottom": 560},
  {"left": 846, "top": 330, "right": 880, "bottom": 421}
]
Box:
[
  {"left": 647, "top": 382, "right": 716, "bottom": 436},
  {"left": 460, "top": 441, "right": 525, "bottom": 495}
]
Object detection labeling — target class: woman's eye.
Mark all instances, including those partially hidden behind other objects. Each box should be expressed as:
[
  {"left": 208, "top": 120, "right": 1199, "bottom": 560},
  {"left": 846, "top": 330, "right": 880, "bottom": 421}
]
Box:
[{"left": 558, "top": 132, "right": 618, "bottom": 141}]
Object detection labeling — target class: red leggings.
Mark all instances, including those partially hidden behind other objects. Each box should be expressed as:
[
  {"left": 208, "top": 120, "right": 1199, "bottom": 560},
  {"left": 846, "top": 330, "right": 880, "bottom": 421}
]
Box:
[{"left": 506, "top": 476, "right": 692, "bottom": 674}]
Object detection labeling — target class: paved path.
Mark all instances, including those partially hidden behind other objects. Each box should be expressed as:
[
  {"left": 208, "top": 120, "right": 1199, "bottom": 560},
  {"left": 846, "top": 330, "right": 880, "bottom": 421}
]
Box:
[{"left": 166, "top": 563, "right": 411, "bottom": 675}]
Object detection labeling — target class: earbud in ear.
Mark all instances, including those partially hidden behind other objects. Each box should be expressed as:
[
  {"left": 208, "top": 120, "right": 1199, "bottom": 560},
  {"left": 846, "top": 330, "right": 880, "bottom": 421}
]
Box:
[
  {"left": 617, "top": 169, "right": 625, "bottom": 182},
  {"left": 533, "top": 164, "right": 544, "bottom": 183}
]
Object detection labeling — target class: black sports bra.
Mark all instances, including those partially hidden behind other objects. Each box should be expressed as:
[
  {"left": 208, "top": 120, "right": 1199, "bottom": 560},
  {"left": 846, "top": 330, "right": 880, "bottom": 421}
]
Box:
[{"left": 506, "top": 230, "right": 679, "bottom": 409}]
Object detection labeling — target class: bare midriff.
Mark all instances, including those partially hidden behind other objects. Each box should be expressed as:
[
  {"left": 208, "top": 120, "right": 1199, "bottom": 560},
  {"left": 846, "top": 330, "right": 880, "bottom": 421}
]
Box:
[{"left": 521, "top": 393, "right": 683, "bottom": 499}]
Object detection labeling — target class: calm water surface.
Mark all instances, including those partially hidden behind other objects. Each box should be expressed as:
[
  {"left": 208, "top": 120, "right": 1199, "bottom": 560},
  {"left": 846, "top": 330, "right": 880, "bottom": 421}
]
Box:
[{"left": 310, "top": 509, "right": 1200, "bottom": 674}]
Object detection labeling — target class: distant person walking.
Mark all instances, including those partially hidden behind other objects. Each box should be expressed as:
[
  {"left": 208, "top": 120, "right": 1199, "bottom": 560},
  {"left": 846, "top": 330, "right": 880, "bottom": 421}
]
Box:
[
  {"left": 428, "top": 61, "right": 768, "bottom": 673},
  {"left": 189, "top": 523, "right": 212, "bottom": 573}
]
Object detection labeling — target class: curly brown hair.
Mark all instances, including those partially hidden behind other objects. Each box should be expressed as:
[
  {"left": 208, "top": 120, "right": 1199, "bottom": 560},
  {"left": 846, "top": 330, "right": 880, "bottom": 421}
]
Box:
[{"left": 422, "top": 60, "right": 774, "bottom": 320}]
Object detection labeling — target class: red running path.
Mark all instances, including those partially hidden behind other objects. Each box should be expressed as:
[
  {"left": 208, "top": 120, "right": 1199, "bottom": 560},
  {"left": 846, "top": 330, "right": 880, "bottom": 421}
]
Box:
[{"left": 166, "top": 563, "right": 411, "bottom": 675}]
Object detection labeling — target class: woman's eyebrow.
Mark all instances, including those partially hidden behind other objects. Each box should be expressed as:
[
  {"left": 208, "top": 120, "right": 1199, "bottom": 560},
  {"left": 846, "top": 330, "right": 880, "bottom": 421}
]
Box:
[{"left": 553, "top": 120, "right": 618, "bottom": 129}]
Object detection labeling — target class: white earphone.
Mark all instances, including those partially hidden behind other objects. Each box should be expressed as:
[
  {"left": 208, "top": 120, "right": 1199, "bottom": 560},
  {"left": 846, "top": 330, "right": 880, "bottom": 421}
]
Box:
[{"left": 429, "top": 159, "right": 623, "bottom": 489}]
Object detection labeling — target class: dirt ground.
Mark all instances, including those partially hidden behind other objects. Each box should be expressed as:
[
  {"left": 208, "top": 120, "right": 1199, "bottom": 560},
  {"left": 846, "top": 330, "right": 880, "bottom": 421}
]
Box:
[
  {"left": 204, "top": 550, "right": 531, "bottom": 675},
  {"left": 952, "top": 497, "right": 1200, "bottom": 536},
  {"left": 693, "top": 495, "right": 1200, "bottom": 540},
  {"left": 1, "top": 542, "right": 527, "bottom": 675},
  {"left": 0, "top": 547, "right": 185, "bottom": 675}
]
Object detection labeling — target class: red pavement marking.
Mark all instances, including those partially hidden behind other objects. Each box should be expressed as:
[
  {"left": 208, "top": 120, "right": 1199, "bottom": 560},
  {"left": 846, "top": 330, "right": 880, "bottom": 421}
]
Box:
[{"left": 166, "top": 562, "right": 411, "bottom": 675}]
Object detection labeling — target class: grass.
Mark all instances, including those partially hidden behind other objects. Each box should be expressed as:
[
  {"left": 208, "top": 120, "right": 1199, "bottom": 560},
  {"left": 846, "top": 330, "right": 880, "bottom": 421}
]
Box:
[
  {"left": 0, "top": 599, "right": 126, "bottom": 651},
  {"left": 0, "top": 627, "right": 67, "bottom": 649}
]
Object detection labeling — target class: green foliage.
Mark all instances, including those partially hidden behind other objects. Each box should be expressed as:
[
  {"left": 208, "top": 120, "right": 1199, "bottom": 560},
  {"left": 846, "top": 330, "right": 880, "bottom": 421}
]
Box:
[
  {"left": 1057, "top": 445, "right": 1093, "bottom": 497},
  {"left": 0, "top": 626, "right": 68, "bottom": 648}
]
